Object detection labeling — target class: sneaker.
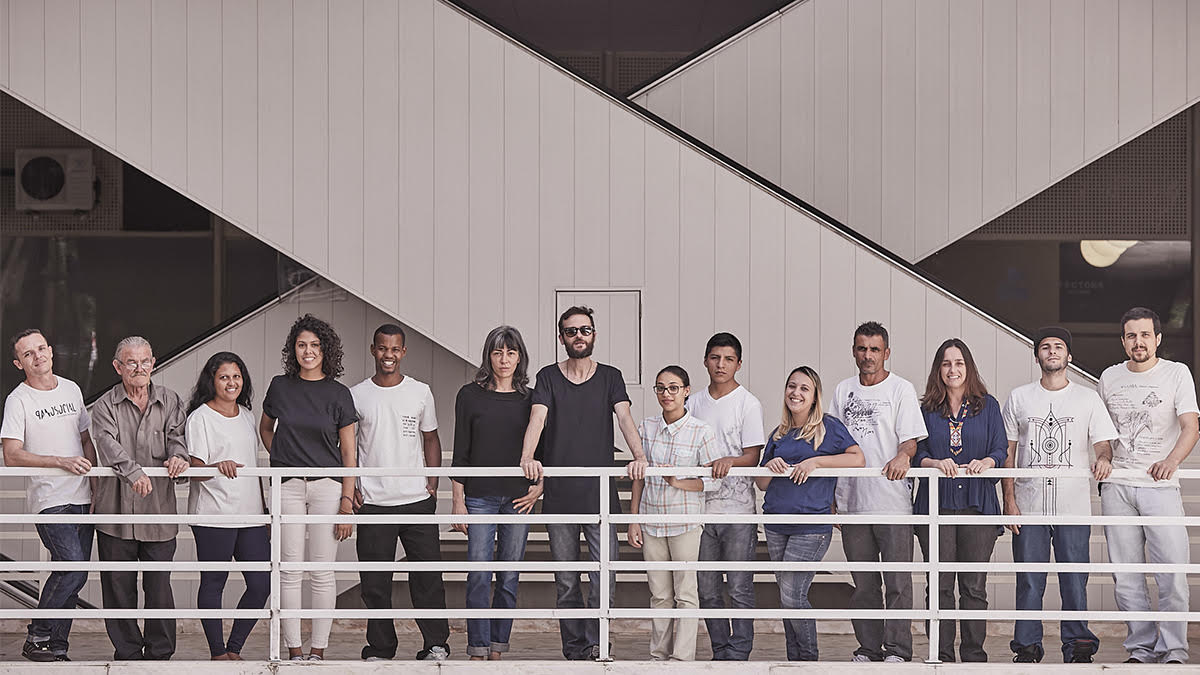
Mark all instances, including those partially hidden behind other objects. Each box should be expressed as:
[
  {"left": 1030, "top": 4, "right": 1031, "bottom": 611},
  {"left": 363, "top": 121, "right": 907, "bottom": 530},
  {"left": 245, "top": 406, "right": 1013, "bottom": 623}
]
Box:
[
  {"left": 1013, "top": 646, "right": 1042, "bottom": 664},
  {"left": 418, "top": 645, "right": 449, "bottom": 661},
  {"left": 53, "top": 654, "right": 70, "bottom": 662},
  {"left": 21, "top": 641, "right": 54, "bottom": 663},
  {"left": 289, "top": 654, "right": 306, "bottom": 661},
  {"left": 1069, "top": 640, "right": 1098, "bottom": 664},
  {"left": 306, "top": 653, "right": 324, "bottom": 661},
  {"left": 883, "top": 655, "right": 906, "bottom": 663},
  {"left": 589, "top": 645, "right": 602, "bottom": 661},
  {"left": 852, "top": 654, "right": 873, "bottom": 662},
  {"left": 1126, "top": 657, "right": 1147, "bottom": 663}
]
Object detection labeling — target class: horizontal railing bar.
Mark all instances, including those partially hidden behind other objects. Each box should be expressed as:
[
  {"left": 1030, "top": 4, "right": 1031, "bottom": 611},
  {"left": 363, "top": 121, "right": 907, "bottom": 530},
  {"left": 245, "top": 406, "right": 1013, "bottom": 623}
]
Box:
[
  {"left": 0, "top": 610, "right": 268, "bottom": 618},
  {"left": 282, "top": 562, "right": 599, "bottom": 572},
  {"left": 0, "top": 562, "right": 270, "bottom": 571},
  {"left": 941, "top": 515, "right": 1200, "bottom": 525},
  {"left": 942, "top": 610, "right": 1200, "bottom": 621},
  {"left": 285, "top": 514, "right": 600, "bottom": 524},
  {"left": 609, "top": 561, "right": 1200, "bottom": 573},
  {"left": 611, "top": 514, "right": 931, "bottom": 524},
  {"left": 0, "top": 515, "right": 271, "bottom": 524}
]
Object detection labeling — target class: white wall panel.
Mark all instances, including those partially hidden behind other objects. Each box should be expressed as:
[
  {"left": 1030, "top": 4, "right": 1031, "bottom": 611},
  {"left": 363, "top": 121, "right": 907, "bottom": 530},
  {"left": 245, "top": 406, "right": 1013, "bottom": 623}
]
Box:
[
  {"left": 847, "top": 0, "right": 882, "bottom": 244},
  {"left": 328, "top": 0, "right": 364, "bottom": 292},
  {"left": 8, "top": 0, "right": 43, "bottom": 105},
  {"left": 80, "top": 0, "right": 116, "bottom": 146},
  {"left": 256, "top": 0, "right": 292, "bottom": 249},
  {"left": 818, "top": 227, "right": 854, "bottom": 380},
  {"left": 747, "top": 189, "right": 785, "bottom": 395},
  {"left": 678, "top": 147, "right": 716, "bottom": 358},
  {"left": 44, "top": 0, "right": 81, "bottom": 127},
  {"left": 186, "top": 0, "right": 222, "bottom": 209},
  {"left": 679, "top": 58, "right": 715, "bottom": 147},
  {"left": 468, "top": 23, "right": 505, "bottom": 347},
  {"left": 115, "top": 0, "right": 151, "bottom": 167},
  {"left": 959, "top": 309, "right": 999, "bottom": 393},
  {"left": 713, "top": 168, "right": 750, "bottom": 354},
  {"left": 221, "top": 0, "right": 257, "bottom": 231},
  {"left": 880, "top": 0, "right": 916, "bottom": 261},
  {"left": 0, "top": 0, "right": 9, "bottom": 87},
  {"left": 574, "top": 84, "right": 610, "bottom": 287},
  {"left": 608, "top": 109, "right": 645, "bottom": 288},
  {"left": 1050, "top": 0, "right": 1085, "bottom": 178},
  {"left": 292, "top": 0, "right": 329, "bottom": 271},
  {"left": 1015, "top": 0, "right": 1050, "bottom": 201},
  {"left": 783, "top": 208, "right": 820, "bottom": 371},
  {"left": 502, "top": 43, "right": 541, "bottom": 354},
  {"left": 713, "top": 38, "right": 749, "bottom": 167},
  {"left": 947, "top": 0, "right": 982, "bottom": 245},
  {"left": 361, "top": 0, "right": 399, "bottom": 310},
  {"left": 1118, "top": 0, "right": 1154, "bottom": 138},
  {"left": 641, "top": 129, "right": 680, "bottom": 415},
  {"left": 746, "top": 19, "right": 781, "bottom": 184},
  {"left": 640, "top": 0, "right": 1197, "bottom": 262},
  {"left": 644, "top": 78, "right": 681, "bottom": 128},
  {"left": 399, "top": 0, "right": 435, "bottom": 331},
  {"left": 151, "top": 0, "right": 187, "bottom": 188},
  {"left": 887, "top": 270, "right": 927, "bottom": 389},
  {"left": 1153, "top": 0, "right": 1188, "bottom": 120},
  {"left": 813, "top": 0, "right": 848, "bottom": 225},
  {"left": 537, "top": 62, "right": 575, "bottom": 364},
  {"left": 432, "top": 2, "right": 469, "bottom": 357},
  {"left": 854, "top": 246, "right": 891, "bottom": 332}
]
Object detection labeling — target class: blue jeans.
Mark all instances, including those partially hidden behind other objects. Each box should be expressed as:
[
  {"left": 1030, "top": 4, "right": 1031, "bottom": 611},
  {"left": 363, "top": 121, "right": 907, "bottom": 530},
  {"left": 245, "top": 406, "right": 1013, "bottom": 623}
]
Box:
[
  {"left": 766, "top": 530, "right": 830, "bottom": 661},
  {"left": 31, "top": 504, "right": 94, "bottom": 655},
  {"left": 191, "top": 526, "right": 270, "bottom": 657},
  {"left": 545, "top": 522, "right": 618, "bottom": 660},
  {"left": 697, "top": 523, "right": 757, "bottom": 660},
  {"left": 464, "top": 496, "right": 530, "bottom": 657},
  {"left": 1011, "top": 524, "right": 1099, "bottom": 661}
]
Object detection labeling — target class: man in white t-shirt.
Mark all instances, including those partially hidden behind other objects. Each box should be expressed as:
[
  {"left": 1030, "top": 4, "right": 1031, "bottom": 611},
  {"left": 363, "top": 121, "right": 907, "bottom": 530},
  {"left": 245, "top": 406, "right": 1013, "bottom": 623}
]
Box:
[
  {"left": 687, "top": 333, "right": 765, "bottom": 661},
  {"left": 1, "top": 329, "right": 96, "bottom": 663},
  {"left": 351, "top": 323, "right": 449, "bottom": 662},
  {"left": 831, "top": 322, "right": 928, "bottom": 663},
  {"left": 1002, "top": 326, "right": 1117, "bottom": 664},
  {"left": 1097, "top": 307, "right": 1198, "bottom": 665}
]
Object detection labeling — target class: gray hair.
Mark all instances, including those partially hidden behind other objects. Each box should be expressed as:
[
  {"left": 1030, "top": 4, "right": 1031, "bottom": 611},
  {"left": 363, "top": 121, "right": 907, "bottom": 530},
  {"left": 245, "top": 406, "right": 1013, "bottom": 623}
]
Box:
[{"left": 113, "top": 336, "right": 152, "bottom": 362}]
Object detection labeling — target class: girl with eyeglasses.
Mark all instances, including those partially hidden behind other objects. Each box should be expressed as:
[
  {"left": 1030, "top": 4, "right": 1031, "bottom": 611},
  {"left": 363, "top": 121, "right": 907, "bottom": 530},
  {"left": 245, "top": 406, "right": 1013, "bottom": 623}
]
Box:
[
  {"left": 756, "top": 366, "right": 863, "bottom": 661},
  {"left": 628, "top": 365, "right": 723, "bottom": 661}
]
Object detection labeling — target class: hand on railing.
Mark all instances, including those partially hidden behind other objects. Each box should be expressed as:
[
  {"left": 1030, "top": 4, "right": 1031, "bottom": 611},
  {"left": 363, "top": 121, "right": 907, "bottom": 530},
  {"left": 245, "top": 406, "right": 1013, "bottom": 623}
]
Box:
[
  {"left": 929, "top": 458, "right": 958, "bottom": 477},
  {"left": 512, "top": 481, "right": 542, "bottom": 514},
  {"left": 707, "top": 456, "right": 736, "bottom": 478},
  {"left": 520, "top": 457, "right": 543, "bottom": 482},
  {"left": 882, "top": 452, "right": 911, "bottom": 480},
  {"left": 626, "top": 457, "right": 648, "bottom": 480},
  {"left": 214, "top": 460, "right": 243, "bottom": 478},
  {"left": 164, "top": 455, "right": 189, "bottom": 478},
  {"left": 963, "top": 457, "right": 995, "bottom": 474},
  {"left": 1150, "top": 457, "right": 1182, "bottom": 481},
  {"left": 56, "top": 455, "right": 92, "bottom": 475}
]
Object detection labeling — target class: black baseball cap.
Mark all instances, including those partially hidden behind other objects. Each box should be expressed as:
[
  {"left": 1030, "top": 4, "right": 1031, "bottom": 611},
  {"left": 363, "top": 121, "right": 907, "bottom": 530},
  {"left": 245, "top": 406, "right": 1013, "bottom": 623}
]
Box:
[{"left": 1035, "top": 326, "right": 1072, "bottom": 354}]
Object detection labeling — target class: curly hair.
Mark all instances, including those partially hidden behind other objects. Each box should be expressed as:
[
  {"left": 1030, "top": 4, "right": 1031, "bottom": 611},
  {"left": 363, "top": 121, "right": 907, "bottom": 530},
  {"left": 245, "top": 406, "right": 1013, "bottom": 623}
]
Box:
[
  {"left": 188, "top": 351, "right": 253, "bottom": 414},
  {"left": 281, "top": 314, "right": 344, "bottom": 379}
]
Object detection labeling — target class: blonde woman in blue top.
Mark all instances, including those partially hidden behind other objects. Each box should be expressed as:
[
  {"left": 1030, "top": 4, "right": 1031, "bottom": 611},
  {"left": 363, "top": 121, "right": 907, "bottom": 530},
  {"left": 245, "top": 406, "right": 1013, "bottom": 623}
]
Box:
[
  {"left": 628, "top": 365, "right": 723, "bottom": 661},
  {"left": 913, "top": 338, "right": 1007, "bottom": 662},
  {"left": 756, "top": 366, "right": 863, "bottom": 661}
]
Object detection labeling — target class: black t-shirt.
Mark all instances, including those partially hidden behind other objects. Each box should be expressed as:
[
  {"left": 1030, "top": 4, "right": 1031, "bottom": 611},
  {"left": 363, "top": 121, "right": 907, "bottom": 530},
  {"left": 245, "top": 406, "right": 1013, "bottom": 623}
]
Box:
[
  {"left": 531, "top": 362, "right": 630, "bottom": 514},
  {"left": 451, "top": 382, "right": 536, "bottom": 498},
  {"left": 262, "top": 375, "right": 358, "bottom": 471}
]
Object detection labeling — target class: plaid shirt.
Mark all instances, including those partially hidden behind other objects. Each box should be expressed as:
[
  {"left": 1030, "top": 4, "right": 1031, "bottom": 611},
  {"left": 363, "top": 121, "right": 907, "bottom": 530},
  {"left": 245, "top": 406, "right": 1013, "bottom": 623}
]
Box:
[{"left": 637, "top": 410, "right": 724, "bottom": 537}]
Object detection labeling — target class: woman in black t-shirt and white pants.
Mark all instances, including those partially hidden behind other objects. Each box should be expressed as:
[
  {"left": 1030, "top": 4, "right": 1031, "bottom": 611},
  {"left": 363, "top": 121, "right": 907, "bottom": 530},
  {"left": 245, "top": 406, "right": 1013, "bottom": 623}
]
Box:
[
  {"left": 451, "top": 326, "right": 541, "bottom": 660},
  {"left": 259, "top": 315, "right": 358, "bottom": 662}
]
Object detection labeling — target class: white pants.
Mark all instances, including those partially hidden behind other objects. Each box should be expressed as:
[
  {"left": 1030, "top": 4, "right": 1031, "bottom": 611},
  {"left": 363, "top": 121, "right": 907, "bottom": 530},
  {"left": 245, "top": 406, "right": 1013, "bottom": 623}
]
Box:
[
  {"left": 643, "top": 527, "right": 702, "bottom": 661},
  {"left": 280, "top": 478, "right": 342, "bottom": 649},
  {"left": 1102, "top": 483, "right": 1190, "bottom": 663}
]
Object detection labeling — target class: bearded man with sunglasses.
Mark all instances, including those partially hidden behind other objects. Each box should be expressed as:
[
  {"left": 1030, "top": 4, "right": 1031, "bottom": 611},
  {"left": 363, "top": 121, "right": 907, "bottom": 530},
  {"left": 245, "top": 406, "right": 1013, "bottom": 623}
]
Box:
[{"left": 520, "top": 305, "right": 648, "bottom": 660}]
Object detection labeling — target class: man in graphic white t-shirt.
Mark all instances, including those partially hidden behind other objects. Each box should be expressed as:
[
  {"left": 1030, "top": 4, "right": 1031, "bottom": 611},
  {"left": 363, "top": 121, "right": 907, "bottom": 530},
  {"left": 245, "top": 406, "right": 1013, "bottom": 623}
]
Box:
[
  {"left": 1002, "top": 326, "right": 1117, "bottom": 664},
  {"left": 687, "top": 332, "right": 765, "bottom": 661},
  {"left": 1, "top": 329, "right": 96, "bottom": 663},
  {"left": 351, "top": 324, "right": 450, "bottom": 662},
  {"left": 1097, "top": 307, "right": 1198, "bottom": 665},
  {"left": 831, "top": 322, "right": 928, "bottom": 663}
]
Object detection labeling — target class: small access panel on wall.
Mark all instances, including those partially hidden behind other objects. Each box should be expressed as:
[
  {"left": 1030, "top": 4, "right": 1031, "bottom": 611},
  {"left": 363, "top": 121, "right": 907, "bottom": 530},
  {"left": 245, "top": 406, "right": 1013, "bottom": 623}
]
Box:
[{"left": 555, "top": 289, "right": 642, "bottom": 385}]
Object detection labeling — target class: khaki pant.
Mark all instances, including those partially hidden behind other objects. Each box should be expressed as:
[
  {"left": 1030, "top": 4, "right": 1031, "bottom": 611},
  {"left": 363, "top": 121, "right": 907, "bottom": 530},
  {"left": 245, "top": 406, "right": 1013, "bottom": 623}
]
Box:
[{"left": 643, "top": 527, "right": 703, "bottom": 660}]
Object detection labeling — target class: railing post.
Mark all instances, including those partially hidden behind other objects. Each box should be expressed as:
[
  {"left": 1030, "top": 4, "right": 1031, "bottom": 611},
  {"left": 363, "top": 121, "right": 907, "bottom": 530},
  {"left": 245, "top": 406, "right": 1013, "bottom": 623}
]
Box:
[
  {"left": 926, "top": 473, "right": 940, "bottom": 664},
  {"left": 269, "top": 474, "right": 282, "bottom": 662},
  {"left": 599, "top": 469, "right": 612, "bottom": 661}
]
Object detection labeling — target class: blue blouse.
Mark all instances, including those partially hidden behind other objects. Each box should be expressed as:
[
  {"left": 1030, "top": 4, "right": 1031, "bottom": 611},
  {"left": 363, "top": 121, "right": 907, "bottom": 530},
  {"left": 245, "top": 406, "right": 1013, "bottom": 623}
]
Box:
[
  {"left": 760, "top": 416, "right": 856, "bottom": 536},
  {"left": 913, "top": 394, "right": 1007, "bottom": 515}
]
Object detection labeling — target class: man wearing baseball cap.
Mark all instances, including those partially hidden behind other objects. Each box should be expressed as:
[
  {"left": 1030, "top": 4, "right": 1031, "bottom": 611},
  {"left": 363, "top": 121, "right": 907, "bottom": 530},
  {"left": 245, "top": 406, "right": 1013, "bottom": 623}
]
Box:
[{"left": 1000, "top": 327, "right": 1118, "bottom": 664}]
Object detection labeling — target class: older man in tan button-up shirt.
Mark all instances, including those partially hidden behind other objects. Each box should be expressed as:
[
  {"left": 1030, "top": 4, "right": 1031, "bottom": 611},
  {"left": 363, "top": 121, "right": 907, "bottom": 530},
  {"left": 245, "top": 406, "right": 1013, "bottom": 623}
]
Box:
[{"left": 90, "top": 336, "right": 187, "bottom": 661}]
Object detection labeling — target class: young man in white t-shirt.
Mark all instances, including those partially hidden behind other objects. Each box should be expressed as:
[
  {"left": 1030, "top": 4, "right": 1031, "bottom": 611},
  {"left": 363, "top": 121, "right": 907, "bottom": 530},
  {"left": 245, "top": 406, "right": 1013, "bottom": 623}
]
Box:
[
  {"left": 1097, "top": 307, "right": 1198, "bottom": 665},
  {"left": 830, "top": 321, "right": 927, "bottom": 663},
  {"left": 0, "top": 329, "right": 96, "bottom": 663},
  {"left": 687, "top": 333, "right": 765, "bottom": 661},
  {"left": 350, "top": 324, "right": 449, "bottom": 662},
  {"left": 1001, "top": 326, "right": 1117, "bottom": 664}
]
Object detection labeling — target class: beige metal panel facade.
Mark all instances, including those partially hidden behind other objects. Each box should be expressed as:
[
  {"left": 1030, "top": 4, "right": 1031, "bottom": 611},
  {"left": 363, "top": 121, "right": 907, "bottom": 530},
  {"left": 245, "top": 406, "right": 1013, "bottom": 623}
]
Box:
[
  {"left": 635, "top": 0, "right": 1200, "bottom": 262},
  {"left": 1, "top": 0, "right": 1083, "bottom": 446}
]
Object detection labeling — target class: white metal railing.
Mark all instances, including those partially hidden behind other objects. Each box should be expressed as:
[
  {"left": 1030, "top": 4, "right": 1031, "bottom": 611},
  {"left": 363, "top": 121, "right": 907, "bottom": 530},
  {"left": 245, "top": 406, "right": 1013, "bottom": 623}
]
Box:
[{"left": 0, "top": 465, "right": 1197, "bottom": 663}]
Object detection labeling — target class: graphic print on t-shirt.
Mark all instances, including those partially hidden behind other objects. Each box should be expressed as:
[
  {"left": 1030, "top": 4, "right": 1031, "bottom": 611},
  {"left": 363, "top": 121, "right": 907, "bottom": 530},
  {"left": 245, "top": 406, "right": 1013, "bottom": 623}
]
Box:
[
  {"left": 842, "top": 392, "right": 885, "bottom": 438},
  {"left": 1027, "top": 405, "right": 1074, "bottom": 514}
]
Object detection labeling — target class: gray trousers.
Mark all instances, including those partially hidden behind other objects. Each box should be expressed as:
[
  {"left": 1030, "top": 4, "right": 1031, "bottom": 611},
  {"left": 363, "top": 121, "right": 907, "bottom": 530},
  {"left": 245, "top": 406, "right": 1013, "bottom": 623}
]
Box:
[
  {"left": 916, "top": 512, "right": 1001, "bottom": 662},
  {"left": 841, "top": 523, "right": 913, "bottom": 661},
  {"left": 1102, "top": 483, "right": 1190, "bottom": 664}
]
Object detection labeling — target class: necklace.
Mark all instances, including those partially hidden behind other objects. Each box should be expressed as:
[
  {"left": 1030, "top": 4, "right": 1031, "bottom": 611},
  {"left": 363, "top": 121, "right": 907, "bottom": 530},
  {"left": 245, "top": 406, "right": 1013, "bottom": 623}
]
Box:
[{"left": 947, "top": 400, "right": 969, "bottom": 456}]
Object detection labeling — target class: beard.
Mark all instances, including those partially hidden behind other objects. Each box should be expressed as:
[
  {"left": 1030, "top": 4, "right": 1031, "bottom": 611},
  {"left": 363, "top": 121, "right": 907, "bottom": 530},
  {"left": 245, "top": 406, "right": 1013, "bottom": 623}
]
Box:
[
  {"left": 568, "top": 340, "right": 595, "bottom": 359},
  {"left": 1130, "top": 349, "right": 1153, "bottom": 363},
  {"left": 1038, "top": 358, "right": 1067, "bottom": 374}
]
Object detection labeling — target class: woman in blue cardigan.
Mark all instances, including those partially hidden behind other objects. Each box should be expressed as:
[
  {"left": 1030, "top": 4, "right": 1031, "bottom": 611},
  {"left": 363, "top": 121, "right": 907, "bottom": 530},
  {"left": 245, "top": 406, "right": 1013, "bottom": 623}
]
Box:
[{"left": 914, "top": 338, "right": 1007, "bottom": 663}]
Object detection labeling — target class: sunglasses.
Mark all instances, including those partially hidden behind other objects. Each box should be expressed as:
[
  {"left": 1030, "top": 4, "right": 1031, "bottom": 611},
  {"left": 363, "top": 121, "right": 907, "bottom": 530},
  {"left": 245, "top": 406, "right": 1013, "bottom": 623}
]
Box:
[{"left": 560, "top": 326, "right": 595, "bottom": 338}]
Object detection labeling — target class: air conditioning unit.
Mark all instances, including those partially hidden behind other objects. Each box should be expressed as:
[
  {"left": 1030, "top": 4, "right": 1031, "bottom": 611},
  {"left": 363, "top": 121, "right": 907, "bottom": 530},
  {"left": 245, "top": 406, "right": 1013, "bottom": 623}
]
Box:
[{"left": 14, "top": 148, "right": 96, "bottom": 211}]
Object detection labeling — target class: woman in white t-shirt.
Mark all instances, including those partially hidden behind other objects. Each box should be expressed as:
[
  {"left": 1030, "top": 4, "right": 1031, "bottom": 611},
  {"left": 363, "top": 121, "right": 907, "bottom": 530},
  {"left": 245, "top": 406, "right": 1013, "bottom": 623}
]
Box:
[{"left": 185, "top": 352, "right": 269, "bottom": 661}]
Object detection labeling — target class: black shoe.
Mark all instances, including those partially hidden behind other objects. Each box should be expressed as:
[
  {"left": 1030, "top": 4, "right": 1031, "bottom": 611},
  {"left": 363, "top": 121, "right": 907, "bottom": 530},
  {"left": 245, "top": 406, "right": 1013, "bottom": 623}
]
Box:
[
  {"left": 1126, "top": 657, "right": 1147, "bottom": 663},
  {"left": 22, "top": 641, "right": 54, "bottom": 663},
  {"left": 1069, "top": 639, "right": 1099, "bottom": 664},
  {"left": 53, "top": 654, "right": 70, "bottom": 662},
  {"left": 1167, "top": 660, "right": 1185, "bottom": 664},
  {"left": 1013, "top": 645, "right": 1043, "bottom": 664},
  {"left": 589, "top": 645, "right": 602, "bottom": 661}
]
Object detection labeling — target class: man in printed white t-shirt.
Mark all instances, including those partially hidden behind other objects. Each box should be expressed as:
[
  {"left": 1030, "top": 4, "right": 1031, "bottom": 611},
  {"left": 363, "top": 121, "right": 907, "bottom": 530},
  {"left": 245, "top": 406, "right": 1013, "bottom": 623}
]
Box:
[
  {"left": 1097, "top": 307, "right": 1199, "bottom": 665},
  {"left": 831, "top": 321, "right": 928, "bottom": 664},
  {"left": 351, "top": 323, "right": 450, "bottom": 662},
  {"left": 687, "top": 332, "right": 765, "bottom": 661},
  {"left": 1002, "top": 326, "right": 1117, "bottom": 664},
  {"left": 1, "top": 329, "right": 97, "bottom": 663}
]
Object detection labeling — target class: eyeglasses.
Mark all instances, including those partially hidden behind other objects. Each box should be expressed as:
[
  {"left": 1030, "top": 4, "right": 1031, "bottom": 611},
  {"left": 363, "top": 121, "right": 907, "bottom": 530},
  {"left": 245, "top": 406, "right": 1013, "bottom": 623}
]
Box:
[
  {"left": 653, "top": 384, "right": 685, "bottom": 395},
  {"left": 122, "top": 359, "right": 154, "bottom": 371},
  {"left": 561, "top": 326, "right": 595, "bottom": 338}
]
